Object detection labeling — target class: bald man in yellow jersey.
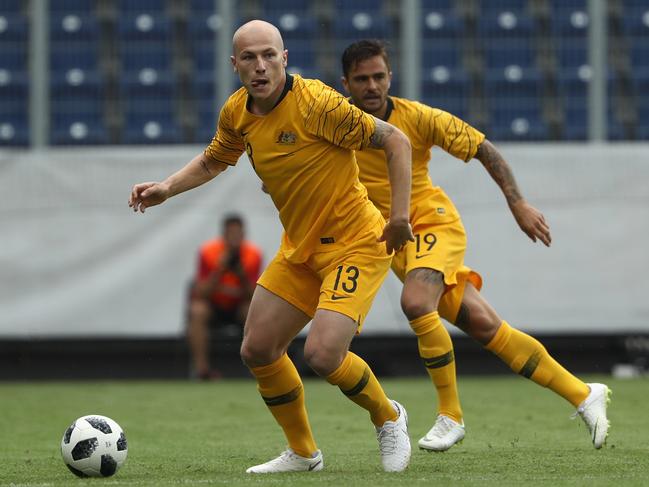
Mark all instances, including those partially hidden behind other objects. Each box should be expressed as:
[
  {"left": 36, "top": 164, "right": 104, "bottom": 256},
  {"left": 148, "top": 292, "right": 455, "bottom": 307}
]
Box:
[
  {"left": 129, "top": 22, "right": 415, "bottom": 473},
  {"left": 341, "top": 40, "right": 610, "bottom": 452}
]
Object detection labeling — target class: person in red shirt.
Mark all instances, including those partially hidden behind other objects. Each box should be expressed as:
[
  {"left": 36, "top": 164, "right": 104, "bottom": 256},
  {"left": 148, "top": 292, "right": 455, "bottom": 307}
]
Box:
[{"left": 187, "top": 214, "right": 263, "bottom": 379}]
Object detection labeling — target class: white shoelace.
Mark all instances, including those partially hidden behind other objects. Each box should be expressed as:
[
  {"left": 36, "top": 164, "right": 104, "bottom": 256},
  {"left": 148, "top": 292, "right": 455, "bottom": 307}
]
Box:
[{"left": 377, "top": 423, "right": 398, "bottom": 454}]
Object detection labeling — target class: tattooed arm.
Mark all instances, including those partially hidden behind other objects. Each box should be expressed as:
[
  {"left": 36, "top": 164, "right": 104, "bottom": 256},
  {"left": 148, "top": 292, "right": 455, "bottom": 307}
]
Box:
[
  {"left": 129, "top": 152, "right": 229, "bottom": 213},
  {"left": 475, "top": 139, "right": 552, "bottom": 246},
  {"left": 368, "top": 117, "right": 415, "bottom": 253}
]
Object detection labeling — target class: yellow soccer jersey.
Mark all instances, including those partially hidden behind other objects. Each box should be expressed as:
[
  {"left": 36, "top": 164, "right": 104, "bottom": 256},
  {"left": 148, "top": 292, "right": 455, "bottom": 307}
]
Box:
[
  {"left": 204, "top": 74, "right": 382, "bottom": 263},
  {"left": 355, "top": 97, "right": 485, "bottom": 226}
]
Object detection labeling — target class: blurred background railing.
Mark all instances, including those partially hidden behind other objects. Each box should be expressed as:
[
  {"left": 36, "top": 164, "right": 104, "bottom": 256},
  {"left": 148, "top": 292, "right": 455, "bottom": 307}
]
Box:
[{"left": 2, "top": 0, "right": 649, "bottom": 147}]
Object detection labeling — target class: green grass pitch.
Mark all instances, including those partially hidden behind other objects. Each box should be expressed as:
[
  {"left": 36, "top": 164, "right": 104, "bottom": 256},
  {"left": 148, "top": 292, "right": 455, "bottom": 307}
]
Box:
[{"left": 1, "top": 376, "right": 647, "bottom": 486}]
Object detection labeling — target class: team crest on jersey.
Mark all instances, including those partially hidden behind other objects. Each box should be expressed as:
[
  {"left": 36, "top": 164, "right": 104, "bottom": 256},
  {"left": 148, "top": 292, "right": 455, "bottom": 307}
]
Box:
[{"left": 276, "top": 131, "right": 297, "bottom": 145}]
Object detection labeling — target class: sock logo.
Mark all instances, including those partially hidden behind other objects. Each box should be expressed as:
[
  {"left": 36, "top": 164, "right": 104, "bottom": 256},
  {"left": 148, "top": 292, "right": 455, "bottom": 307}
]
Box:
[{"left": 422, "top": 350, "right": 455, "bottom": 369}]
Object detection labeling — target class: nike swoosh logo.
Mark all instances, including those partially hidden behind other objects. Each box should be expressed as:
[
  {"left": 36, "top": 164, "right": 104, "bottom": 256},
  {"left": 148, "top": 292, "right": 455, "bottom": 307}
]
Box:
[
  {"left": 415, "top": 253, "right": 433, "bottom": 259},
  {"left": 331, "top": 294, "right": 349, "bottom": 301},
  {"left": 308, "top": 459, "right": 322, "bottom": 471}
]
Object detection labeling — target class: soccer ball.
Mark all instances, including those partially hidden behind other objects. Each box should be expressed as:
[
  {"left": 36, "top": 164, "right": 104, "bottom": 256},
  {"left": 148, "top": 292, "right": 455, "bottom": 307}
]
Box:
[{"left": 60, "top": 414, "right": 128, "bottom": 477}]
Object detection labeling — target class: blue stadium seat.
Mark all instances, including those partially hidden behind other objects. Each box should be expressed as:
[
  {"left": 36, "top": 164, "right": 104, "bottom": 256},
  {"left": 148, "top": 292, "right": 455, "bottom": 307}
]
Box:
[
  {"left": 333, "top": 0, "right": 384, "bottom": 12},
  {"left": 622, "top": 7, "right": 649, "bottom": 36},
  {"left": 637, "top": 105, "right": 649, "bottom": 140},
  {"left": 489, "top": 104, "right": 548, "bottom": 141},
  {"left": 51, "top": 44, "right": 99, "bottom": 72},
  {"left": 0, "top": 115, "right": 28, "bottom": 146},
  {"left": 563, "top": 105, "right": 587, "bottom": 140},
  {"left": 197, "top": 104, "right": 219, "bottom": 141},
  {"left": 286, "top": 43, "right": 317, "bottom": 71},
  {"left": 0, "top": 0, "right": 22, "bottom": 14},
  {"left": 0, "top": 13, "right": 28, "bottom": 41},
  {"left": 0, "top": 67, "right": 27, "bottom": 99},
  {"left": 478, "top": 10, "right": 536, "bottom": 38},
  {"left": 484, "top": 40, "right": 536, "bottom": 69},
  {"left": 557, "top": 66, "right": 591, "bottom": 99},
  {"left": 267, "top": 12, "right": 319, "bottom": 40},
  {"left": 484, "top": 66, "right": 542, "bottom": 100},
  {"left": 189, "top": 13, "right": 236, "bottom": 41},
  {"left": 50, "top": 68, "right": 103, "bottom": 100},
  {"left": 118, "top": 0, "right": 166, "bottom": 14},
  {"left": 547, "top": 0, "right": 586, "bottom": 11},
  {"left": 190, "top": 0, "right": 216, "bottom": 14},
  {"left": 480, "top": 0, "right": 531, "bottom": 11},
  {"left": 123, "top": 116, "right": 181, "bottom": 144},
  {"left": 549, "top": 5, "right": 589, "bottom": 38},
  {"left": 50, "top": 14, "right": 99, "bottom": 42},
  {"left": 630, "top": 44, "right": 649, "bottom": 69},
  {"left": 332, "top": 11, "right": 393, "bottom": 40},
  {"left": 50, "top": 0, "right": 97, "bottom": 14},
  {"left": 421, "top": 67, "right": 469, "bottom": 119},
  {"left": 51, "top": 117, "right": 108, "bottom": 145},
  {"left": 422, "top": 42, "right": 462, "bottom": 69},
  {"left": 119, "top": 44, "right": 172, "bottom": 73},
  {"left": 556, "top": 41, "right": 588, "bottom": 68},
  {"left": 0, "top": 46, "right": 27, "bottom": 70},
  {"left": 421, "top": 9, "right": 464, "bottom": 40},
  {"left": 260, "top": 0, "right": 312, "bottom": 13},
  {"left": 117, "top": 14, "right": 172, "bottom": 42}
]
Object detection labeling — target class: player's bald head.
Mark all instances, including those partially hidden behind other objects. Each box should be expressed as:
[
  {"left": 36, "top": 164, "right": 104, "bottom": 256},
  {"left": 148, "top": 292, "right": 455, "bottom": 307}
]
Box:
[{"left": 232, "top": 20, "right": 284, "bottom": 55}]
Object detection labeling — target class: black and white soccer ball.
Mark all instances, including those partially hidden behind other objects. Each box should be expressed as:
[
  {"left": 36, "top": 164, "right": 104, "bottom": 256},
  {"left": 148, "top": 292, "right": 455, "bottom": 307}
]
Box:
[{"left": 60, "top": 414, "right": 128, "bottom": 477}]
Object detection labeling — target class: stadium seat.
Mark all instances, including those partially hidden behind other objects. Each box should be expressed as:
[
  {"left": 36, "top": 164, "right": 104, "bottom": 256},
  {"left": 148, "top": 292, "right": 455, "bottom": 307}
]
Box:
[
  {"left": 557, "top": 66, "right": 591, "bottom": 99},
  {"left": 51, "top": 108, "right": 108, "bottom": 145},
  {"left": 0, "top": 0, "right": 22, "bottom": 14},
  {"left": 421, "top": 9, "right": 464, "bottom": 40},
  {"left": 489, "top": 107, "right": 548, "bottom": 141},
  {"left": 637, "top": 105, "right": 649, "bottom": 139},
  {"left": 484, "top": 40, "right": 536, "bottom": 69},
  {"left": 50, "top": 13, "right": 99, "bottom": 42},
  {"left": 51, "top": 44, "right": 99, "bottom": 72},
  {"left": 0, "top": 46, "right": 27, "bottom": 70},
  {"left": 266, "top": 12, "right": 319, "bottom": 40},
  {"left": 333, "top": 0, "right": 384, "bottom": 12},
  {"left": 556, "top": 41, "right": 588, "bottom": 68},
  {"left": 422, "top": 42, "right": 462, "bottom": 69},
  {"left": 0, "top": 13, "right": 28, "bottom": 41},
  {"left": 286, "top": 43, "right": 317, "bottom": 71},
  {"left": 420, "top": 0, "right": 454, "bottom": 10},
  {"left": 0, "top": 116, "right": 28, "bottom": 146},
  {"left": 421, "top": 67, "right": 469, "bottom": 119},
  {"left": 190, "top": 0, "right": 216, "bottom": 14},
  {"left": 117, "top": 14, "right": 172, "bottom": 42},
  {"left": 123, "top": 116, "right": 181, "bottom": 144},
  {"left": 189, "top": 13, "right": 237, "bottom": 41},
  {"left": 549, "top": 2, "right": 589, "bottom": 38},
  {"left": 332, "top": 11, "right": 393, "bottom": 40},
  {"left": 480, "top": 0, "right": 531, "bottom": 11},
  {"left": 118, "top": 0, "right": 167, "bottom": 14},
  {"left": 260, "top": 0, "right": 312, "bottom": 13},
  {"left": 630, "top": 44, "right": 649, "bottom": 70},
  {"left": 119, "top": 45, "right": 172, "bottom": 73},
  {"left": 50, "top": 0, "right": 97, "bottom": 14},
  {"left": 622, "top": 8, "right": 649, "bottom": 36},
  {"left": 562, "top": 105, "right": 587, "bottom": 140},
  {"left": 478, "top": 9, "right": 536, "bottom": 38},
  {"left": 484, "top": 66, "right": 543, "bottom": 100},
  {"left": 0, "top": 67, "right": 27, "bottom": 99}
]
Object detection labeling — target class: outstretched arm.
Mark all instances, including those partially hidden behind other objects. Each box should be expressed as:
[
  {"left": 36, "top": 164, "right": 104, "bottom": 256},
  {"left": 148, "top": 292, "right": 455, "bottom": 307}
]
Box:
[
  {"left": 368, "top": 118, "right": 415, "bottom": 253},
  {"left": 474, "top": 139, "right": 552, "bottom": 246},
  {"left": 129, "top": 153, "right": 229, "bottom": 213}
]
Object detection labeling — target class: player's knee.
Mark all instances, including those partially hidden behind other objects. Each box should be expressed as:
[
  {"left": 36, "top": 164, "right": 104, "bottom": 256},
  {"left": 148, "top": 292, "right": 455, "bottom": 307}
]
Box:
[
  {"left": 303, "top": 343, "right": 342, "bottom": 377},
  {"left": 400, "top": 293, "right": 435, "bottom": 321},
  {"left": 460, "top": 303, "right": 500, "bottom": 345},
  {"left": 240, "top": 338, "right": 279, "bottom": 368}
]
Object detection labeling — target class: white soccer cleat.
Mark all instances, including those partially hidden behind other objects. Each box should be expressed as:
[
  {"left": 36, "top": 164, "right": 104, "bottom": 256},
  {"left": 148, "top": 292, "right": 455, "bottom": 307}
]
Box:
[
  {"left": 574, "top": 382, "right": 611, "bottom": 449},
  {"left": 375, "top": 400, "right": 411, "bottom": 472},
  {"left": 418, "top": 414, "right": 465, "bottom": 452},
  {"left": 245, "top": 448, "right": 323, "bottom": 473}
]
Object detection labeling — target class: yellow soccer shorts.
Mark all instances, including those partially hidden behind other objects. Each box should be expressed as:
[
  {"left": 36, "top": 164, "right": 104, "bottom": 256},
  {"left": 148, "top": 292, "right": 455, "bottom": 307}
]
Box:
[
  {"left": 257, "top": 220, "right": 392, "bottom": 331},
  {"left": 391, "top": 217, "right": 483, "bottom": 323}
]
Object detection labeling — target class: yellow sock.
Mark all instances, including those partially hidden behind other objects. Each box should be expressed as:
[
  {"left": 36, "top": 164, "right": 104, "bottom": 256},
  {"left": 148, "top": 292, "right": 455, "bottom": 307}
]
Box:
[
  {"left": 327, "top": 352, "right": 397, "bottom": 427},
  {"left": 485, "top": 321, "right": 590, "bottom": 406},
  {"left": 411, "top": 311, "right": 463, "bottom": 423},
  {"left": 250, "top": 354, "right": 318, "bottom": 458}
]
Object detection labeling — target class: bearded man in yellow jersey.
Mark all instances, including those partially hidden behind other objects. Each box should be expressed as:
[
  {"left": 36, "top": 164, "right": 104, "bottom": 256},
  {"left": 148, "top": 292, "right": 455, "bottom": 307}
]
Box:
[
  {"left": 341, "top": 39, "right": 610, "bottom": 452},
  {"left": 129, "top": 22, "right": 416, "bottom": 473}
]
